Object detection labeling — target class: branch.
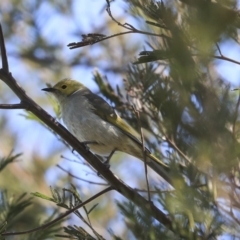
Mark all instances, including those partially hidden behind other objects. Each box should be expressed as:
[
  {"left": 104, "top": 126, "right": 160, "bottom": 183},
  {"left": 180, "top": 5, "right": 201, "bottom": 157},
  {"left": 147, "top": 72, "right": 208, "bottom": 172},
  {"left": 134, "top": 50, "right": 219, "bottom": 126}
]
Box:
[
  {"left": 68, "top": 31, "right": 169, "bottom": 49},
  {"left": 192, "top": 44, "right": 240, "bottom": 66},
  {"left": 212, "top": 55, "right": 240, "bottom": 66},
  {"left": 2, "top": 186, "right": 113, "bottom": 236},
  {"left": 232, "top": 89, "right": 240, "bottom": 139},
  {"left": 0, "top": 23, "right": 173, "bottom": 230},
  {"left": 0, "top": 24, "right": 8, "bottom": 73},
  {"left": 0, "top": 103, "right": 26, "bottom": 109},
  {"left": 67, "top": 0, "right": 170, "bottom": 49},
  {"left": 132, "top": 105, "right": 151, "bottom": 202}
]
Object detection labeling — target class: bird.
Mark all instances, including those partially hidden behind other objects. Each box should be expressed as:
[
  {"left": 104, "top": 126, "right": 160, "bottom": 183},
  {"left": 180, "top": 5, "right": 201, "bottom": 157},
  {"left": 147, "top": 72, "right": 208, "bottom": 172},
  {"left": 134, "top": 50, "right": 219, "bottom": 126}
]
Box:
[{"left": 42, "top": 78, "right": 171, "bottom": 184}]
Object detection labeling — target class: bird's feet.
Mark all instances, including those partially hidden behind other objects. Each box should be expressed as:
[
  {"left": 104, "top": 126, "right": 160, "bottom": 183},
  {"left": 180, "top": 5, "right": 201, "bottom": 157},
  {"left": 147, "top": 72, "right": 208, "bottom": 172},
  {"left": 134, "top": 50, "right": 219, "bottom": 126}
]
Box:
[
  {"left": 103, "top": 161, "right": 110, "bottom": 169},
  {"left": 103, "top": 148, "right": 117, "bottom": 166},
  {"left": 95, "top": 155, "right": 110, "bottom": 176},
  {"left": 96, "top": 149, "right": 117, "bottom": 176}
]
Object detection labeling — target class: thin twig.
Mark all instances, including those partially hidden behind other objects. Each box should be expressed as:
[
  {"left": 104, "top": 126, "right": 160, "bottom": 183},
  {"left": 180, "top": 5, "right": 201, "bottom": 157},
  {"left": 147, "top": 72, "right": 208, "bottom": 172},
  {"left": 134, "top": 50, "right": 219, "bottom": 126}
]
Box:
[
  {"left": 0, "top": 103, "right": 26, "bottom": 109},
  {"left": 219, "top": 204, "right": 240, "bottom": 227},
  {"left": 106, "top": 0, "right": 135, "bottom": 31},
  {"left": 68, "top": 31, "right": 170, "bottom": 49},
  {"left": 60, "top": 155, "right": 82, "bottom": 164},
  {"left": 192, "top": 53, "right": 240, "bottom": 66},
  {"left": 135, "top": 188, "right": 174, "bottom": 194},
  {"left": 232, "top": 89, "right": 240, "bottom": 139},
  {"left": 165, "top": 135, "right": 191, "bottom": 164},
  {"left": 132, "top": 105, "right": 151, "bottom": 202},
  {"left": 215, "top": 43, "right": 223, "bottom": 56},
  {"left": 212, "top": 55, "right": 240, "bottom": 66},
  {"left": 0, "top": 24, "right": 8, "bottom": 73},
  {"left": 2, "top": 186, "right": 113, "bottom": 236},
  {"left": 57, "top": 164, "right": 108, "bottom": 186},
  {"left": 145, "top": 20, "right": 168, "bottom": 29},
  {"left": 155, "top": 116, "right": 192, "bottom": 164}
]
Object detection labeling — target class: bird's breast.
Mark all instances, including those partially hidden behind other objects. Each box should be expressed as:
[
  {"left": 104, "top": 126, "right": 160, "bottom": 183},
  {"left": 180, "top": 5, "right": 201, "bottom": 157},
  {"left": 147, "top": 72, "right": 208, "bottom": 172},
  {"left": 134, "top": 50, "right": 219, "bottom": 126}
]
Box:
[{"left": 61, "top": 100, "right": 127, "bottom": 156}]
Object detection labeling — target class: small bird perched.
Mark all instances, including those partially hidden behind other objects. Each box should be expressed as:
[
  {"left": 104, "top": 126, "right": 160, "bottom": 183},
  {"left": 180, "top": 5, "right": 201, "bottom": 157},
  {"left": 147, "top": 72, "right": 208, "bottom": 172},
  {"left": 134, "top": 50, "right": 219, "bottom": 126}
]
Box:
[{"left": 42, "top": 78, "right": 171, "bottom": 184}]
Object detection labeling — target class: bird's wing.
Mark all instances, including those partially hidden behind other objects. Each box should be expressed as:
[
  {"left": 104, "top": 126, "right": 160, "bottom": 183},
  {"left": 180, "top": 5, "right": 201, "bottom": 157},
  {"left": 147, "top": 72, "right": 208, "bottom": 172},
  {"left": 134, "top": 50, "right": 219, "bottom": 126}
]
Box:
[{"left": 82, "top": 89, "right": 145, "bottom": 149}]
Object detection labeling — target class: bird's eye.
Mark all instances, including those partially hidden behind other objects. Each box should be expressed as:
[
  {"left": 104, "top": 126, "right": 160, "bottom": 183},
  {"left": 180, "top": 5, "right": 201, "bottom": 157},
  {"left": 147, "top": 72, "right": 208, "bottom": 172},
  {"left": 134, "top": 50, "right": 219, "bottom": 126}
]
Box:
[{"left": 61, "top": 85, "right": 67, "bottom": 89}]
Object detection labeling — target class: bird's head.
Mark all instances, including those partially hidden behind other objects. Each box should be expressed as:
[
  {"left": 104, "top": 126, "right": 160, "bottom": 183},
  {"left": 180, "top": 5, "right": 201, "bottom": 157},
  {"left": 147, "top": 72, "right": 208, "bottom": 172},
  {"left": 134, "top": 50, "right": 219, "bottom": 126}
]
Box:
[{"left": 42, "top": 78, "right": 85, "bottom": 102}]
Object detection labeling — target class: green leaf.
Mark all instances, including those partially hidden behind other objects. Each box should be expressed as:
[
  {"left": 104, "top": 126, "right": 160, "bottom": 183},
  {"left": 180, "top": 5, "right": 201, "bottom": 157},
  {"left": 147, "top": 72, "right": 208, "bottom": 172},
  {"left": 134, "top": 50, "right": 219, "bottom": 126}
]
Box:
[
  {"left": 31, "top": 192, "right": 55, "bottom": 202},
  {"left": 0, "top": 152, "right": 21, "bottom": 172}
]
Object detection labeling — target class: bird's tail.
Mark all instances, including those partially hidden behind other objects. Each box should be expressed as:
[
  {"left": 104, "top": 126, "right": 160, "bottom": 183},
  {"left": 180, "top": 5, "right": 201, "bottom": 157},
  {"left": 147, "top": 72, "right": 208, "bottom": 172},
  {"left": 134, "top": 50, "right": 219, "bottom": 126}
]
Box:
[{"left": 146, "top": 153, "right": 172, "bottom": 185}]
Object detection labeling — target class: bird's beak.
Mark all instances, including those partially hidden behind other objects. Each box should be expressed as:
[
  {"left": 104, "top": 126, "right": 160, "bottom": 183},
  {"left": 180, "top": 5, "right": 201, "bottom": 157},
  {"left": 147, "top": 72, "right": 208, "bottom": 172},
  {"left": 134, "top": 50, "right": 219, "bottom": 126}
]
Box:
[{"left": 41, "top": 87, "right": 56, "bottom": 92}]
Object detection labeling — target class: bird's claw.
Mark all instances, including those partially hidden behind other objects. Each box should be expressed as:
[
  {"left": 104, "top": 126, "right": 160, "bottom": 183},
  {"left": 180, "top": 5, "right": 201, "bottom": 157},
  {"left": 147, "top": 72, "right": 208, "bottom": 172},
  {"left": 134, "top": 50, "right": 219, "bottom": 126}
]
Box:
[
  {"left": 97, "top": 149, "right": 116, "bottom": 175},
  {"left": 104, "top": 148, "right": 117, "bottom": 166},
  {"left": 103, "top": 160, "right": 110, "bottom": 169},
  {"left": 97, "top": 161, "right": 110, "bottom": 176}
]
